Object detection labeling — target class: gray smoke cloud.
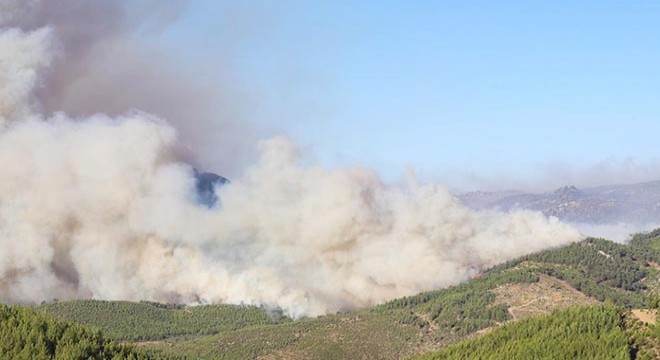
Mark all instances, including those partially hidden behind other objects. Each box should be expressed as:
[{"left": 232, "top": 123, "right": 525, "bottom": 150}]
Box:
[
  {"left": 0, "top": 8, "right": 582, "bottom": 317},
  {"left": 0, "top": 0, "right": 256, "bottom": 175}
]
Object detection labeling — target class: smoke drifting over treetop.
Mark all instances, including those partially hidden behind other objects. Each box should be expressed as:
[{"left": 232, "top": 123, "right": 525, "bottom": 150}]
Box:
[{"left": 0, "top": 4, "right": 581, "bottom": 317}]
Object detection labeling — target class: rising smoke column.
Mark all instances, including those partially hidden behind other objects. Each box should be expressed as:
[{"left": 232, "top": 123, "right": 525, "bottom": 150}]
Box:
[
  {"left": 0, "top": 9, "right": 581, "bottom": 318},
  {"left": 0, "top": 0, "right": 256, "bottom": 175}
]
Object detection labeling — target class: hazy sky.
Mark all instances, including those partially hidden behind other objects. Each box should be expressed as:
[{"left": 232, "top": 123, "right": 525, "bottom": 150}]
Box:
[{"left": 153, "top": 1, "right": 660, "bottom": 191}]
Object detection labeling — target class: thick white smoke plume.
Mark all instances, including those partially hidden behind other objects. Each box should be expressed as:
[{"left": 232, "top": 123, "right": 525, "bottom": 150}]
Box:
[{"left": 0, "top": 13, "right": 581, "bottom": 317}]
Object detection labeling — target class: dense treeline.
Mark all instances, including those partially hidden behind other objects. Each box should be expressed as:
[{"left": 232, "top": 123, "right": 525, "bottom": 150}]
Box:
[
  {"left": 375, "top": 233, "right": 660, "bottom": 345},
  {"left": 0, "top": 304, "right": 167, "bottom": 360},
  {"left": 40, "top": 300, "right": 286, "bottom": 341},
  {"left": 528, "top": 239, "right": 647, "bottom": 291},
  {"left": 376, "top": 269, "right": 539, "bottom": 340},
  {"left": 630, "top": 228, "right": 660, "bottom": 247},
  {"left": 491, "top": 236, "right": 660, "bottom": 308},
  {"left": 409, "top": 233, "right": 660, "bottom": 360},
  {"left": 414, "top": 304, "right": 632, "bottom": 360}
]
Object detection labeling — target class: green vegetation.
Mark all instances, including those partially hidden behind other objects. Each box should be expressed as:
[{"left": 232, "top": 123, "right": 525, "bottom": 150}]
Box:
[
  {"left": 149, "top": 312, "right": 419, "bottom": 360},
  {"left": 375, "top": 268, "right": 539, "bottom": 341},
  {"left": 413, "top": 304, "right": 632, "bottom": 360},
  {"left": 0, "top": 304, "right": 167, "bottom": 360},
  {"left": 630, "top": 228, "right": 660, "bottom": 251},
  {"left": 493, "top": 236, "right": 660, "bottom": 308},
  {"left": 40, "top": 300, "right": 286, "bottom": 341}
]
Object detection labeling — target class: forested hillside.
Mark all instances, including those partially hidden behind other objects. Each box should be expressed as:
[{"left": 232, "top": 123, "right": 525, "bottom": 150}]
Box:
[
  {"left": 40, "top": 300, "right": 285, "bottom": 341},
  {"left": 414, "top": 304, "right": 632, "bottom": 360},
  {"left": 0, "top": 305, "right": 169, "bottom": 359},
  {"left": 8, "top": 231, "right": 660, "bottom": 359},
  {"left": 492, "top": 235, "right": 660, "bottom": 308},
  {"left": 416, "top": 301, "right": 660, "bottom": 360}
]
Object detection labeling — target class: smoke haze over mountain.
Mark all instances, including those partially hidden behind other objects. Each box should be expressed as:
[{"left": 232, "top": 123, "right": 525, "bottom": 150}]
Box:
[
  {"left": 460, "top": 182, "right": 660, "bottom": 242},
  {"left": 0, "top": 2, "right": 583, "bottom": 317},
  {"left": 452, "top": 158, "right": 660, "bottom": 195}
]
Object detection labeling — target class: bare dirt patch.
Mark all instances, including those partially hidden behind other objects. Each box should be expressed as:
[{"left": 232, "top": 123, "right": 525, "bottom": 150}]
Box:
[
  {"left": 260, "top": 349, "right": 310, "bottom": 360},
  {"left": 492, "top": 274, "right": 598, "bottom": 320},
  {"left": 631, "top": 309, "right": 657, "bottom": 325},
  {"left": 415, "top": 312, "right": 438, "bottom": 332},
  {"left": 130, "top": 340, "right": 170, "bottom": 347}
]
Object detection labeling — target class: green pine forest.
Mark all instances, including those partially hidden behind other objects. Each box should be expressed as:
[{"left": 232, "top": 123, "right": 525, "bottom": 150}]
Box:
[
  {"left": 5, "top": 230, "right": 660, "bottom": 359},
  {"left": 414, "top": 304, "right": 633, "bottom": 360},
  {"left": 0, "top": 304, "right": 171, "bottom": 359}
]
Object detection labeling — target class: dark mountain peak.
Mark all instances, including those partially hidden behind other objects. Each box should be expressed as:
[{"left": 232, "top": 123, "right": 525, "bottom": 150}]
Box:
[{"left": 193, "top": 170, "right": 229, "bottom": 208}]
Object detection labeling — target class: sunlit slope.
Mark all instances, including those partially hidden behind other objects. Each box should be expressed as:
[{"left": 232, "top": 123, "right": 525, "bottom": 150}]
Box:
[{"left": 416, "top": 302, "right": 660, "bottom": 360}]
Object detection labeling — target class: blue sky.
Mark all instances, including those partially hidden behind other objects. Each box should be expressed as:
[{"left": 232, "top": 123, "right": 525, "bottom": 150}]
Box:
[{"left": 155, "top": 1, "right": 660, "bottom": 190}]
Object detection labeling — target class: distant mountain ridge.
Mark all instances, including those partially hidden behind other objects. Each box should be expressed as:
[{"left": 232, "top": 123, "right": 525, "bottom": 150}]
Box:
[{"left": 459, "top": 180, "right": 660, "bottom": 224}]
